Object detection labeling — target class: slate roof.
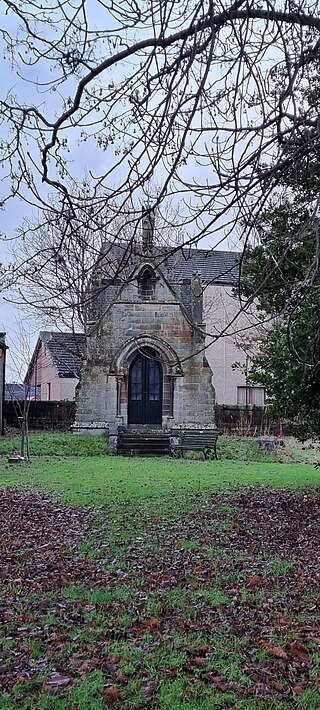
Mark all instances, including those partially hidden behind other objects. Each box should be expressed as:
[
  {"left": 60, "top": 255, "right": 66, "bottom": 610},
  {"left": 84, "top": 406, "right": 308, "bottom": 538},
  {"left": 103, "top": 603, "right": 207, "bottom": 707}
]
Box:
[
  {"left": 5, "top": 383, "right": 40, "bottom": 400},
  {"left": 98, "top": 242, "right": 240, "bottom": 285},
  {"left": 5, "top": 383, "right": 25, "bottom": 401},
  {"left": 87, "top": 243, "right": 240, "bottom": 323},
  {"left": 158, "top": 247, "right": 240, "bottom": 284},
  {"left": 25, "top": 332, "right": 86, "bottom": 383},
  {"left": 42, "top": 332, "right": 86, "bottom": 378}
]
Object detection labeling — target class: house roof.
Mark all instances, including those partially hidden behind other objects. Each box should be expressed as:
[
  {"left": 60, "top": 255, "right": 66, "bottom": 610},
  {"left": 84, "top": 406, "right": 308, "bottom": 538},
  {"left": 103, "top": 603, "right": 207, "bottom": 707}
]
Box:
[
  {"left": 25, "top": 332, "right": 86, "bottom": 383},
  {"left": 86, "top": 243, "right": 240, "bottom": 323},
  {"left": 158, "top": 247, "right": 240, "bottom": 284},
  {"left": 5, "top": 383, "right": 25, "bottom": 401},
  {"left": 99, "top": 242, "right": 240, "bottom": 285}
]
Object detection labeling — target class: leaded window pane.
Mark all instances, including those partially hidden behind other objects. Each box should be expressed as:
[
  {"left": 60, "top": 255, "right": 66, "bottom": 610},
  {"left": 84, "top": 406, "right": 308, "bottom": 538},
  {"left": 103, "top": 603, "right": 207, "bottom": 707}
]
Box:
[
  {"left": 148, "top": 359, "right": 160, "bottom": 401},
  {"left": 131, "top": 357, "right": 143, "bottom": 400}
]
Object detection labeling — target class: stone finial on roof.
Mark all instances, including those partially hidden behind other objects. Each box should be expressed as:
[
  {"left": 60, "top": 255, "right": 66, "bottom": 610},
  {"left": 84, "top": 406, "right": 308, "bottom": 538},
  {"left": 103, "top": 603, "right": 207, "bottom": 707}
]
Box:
[{"left": 142, "top": 207, "right": 155, "bottom": 256}]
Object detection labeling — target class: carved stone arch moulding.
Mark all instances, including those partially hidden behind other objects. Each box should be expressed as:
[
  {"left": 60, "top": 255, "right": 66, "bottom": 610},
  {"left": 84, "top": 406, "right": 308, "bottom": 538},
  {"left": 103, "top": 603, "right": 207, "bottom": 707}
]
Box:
[
  {"left": 110, "top": 334, "right": 183, "bottom": 377},
  {"left": 137, "top": 263, "right": 157, "bottom": 280}
]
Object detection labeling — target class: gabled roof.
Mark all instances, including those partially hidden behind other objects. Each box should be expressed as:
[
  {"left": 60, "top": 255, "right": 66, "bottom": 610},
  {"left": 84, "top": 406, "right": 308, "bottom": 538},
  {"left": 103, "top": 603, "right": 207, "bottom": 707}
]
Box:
[
  {"left": 87, "top": 243, "right": 240, "bottom": 323},
  {"left": 163, "top": 248, "right": 239, "bottom": 283},
  {"left": 98, "top": 242, "right": 240, "bottom": 285},
  {"left": 25, "top": 331, "right": 86, "bottom": 383},
  {"left": 5, "top": 383, "right": 25, "bottom": 401}
]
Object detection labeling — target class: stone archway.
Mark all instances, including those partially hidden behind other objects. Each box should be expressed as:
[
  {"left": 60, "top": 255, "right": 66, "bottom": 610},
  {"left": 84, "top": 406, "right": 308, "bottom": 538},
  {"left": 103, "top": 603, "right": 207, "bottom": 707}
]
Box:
[
  {"left": 111, "top": 333, "right": 183, "bottom": 376},
  {"left": 110, "top": 334, "right": 183, "bottom": 426}
]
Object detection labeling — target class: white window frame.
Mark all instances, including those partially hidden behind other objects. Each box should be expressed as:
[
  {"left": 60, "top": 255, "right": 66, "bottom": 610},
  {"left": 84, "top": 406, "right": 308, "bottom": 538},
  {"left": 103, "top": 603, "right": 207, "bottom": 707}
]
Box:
[{"left": 237, "top": 386, "right": 265, "bottom": 407}]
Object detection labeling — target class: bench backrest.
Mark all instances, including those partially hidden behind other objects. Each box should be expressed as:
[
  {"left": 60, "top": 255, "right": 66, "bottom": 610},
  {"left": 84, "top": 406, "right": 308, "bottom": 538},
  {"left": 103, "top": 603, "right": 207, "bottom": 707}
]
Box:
[{"left": 180, "top": 430, "right": 219, "bottom": 445}]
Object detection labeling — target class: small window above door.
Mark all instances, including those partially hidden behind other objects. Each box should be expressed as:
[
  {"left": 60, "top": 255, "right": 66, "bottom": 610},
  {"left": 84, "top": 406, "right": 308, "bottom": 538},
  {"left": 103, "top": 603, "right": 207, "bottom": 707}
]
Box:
[{"left": 137, "top": 266, "right": 156, "bottom": 300}]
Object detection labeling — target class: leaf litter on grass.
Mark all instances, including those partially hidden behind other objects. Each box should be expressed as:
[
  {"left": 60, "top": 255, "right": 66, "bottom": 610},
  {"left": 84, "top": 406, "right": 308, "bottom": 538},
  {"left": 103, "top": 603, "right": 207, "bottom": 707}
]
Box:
[{"left": 0, "top": 485, "right": 319, "bottom": 708}]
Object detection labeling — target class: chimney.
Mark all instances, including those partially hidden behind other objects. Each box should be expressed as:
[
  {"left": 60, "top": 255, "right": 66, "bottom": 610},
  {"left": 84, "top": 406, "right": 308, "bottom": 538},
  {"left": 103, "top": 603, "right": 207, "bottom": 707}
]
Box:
[{"left": 142, "top": 207, "right": 155, "bottom": 256}]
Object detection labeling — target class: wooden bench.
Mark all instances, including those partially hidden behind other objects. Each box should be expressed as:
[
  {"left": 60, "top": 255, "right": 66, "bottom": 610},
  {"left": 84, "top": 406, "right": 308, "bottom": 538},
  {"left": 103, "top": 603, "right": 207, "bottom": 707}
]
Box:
[{"left": 169, "top": 429, "right": 221, "bottom": 460}]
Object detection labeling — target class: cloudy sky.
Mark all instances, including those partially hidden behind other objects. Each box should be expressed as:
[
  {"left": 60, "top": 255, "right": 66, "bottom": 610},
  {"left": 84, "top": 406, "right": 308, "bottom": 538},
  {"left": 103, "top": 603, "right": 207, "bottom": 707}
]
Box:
[{"left": 0, "top": 1, "right": 247, "bottom": 380}]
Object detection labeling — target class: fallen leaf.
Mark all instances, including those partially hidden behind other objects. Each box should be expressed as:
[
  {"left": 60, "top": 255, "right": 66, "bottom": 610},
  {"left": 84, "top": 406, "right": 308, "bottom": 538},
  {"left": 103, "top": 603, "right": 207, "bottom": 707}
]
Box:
[
  {"left": 260, "top": 642, "right": 288, "bottom": 659},
  {"left": 191, "top": 656, "right": 206, "bottom": 667},
  {"left": 101, "top": 686, "right": 122, "bottom": 700},
  {"left": 202, "top": 673, "right": 228, "bottom": 691},
  {"left": 115, "top": 672, "right": 128, "bottom": 684},
  {"left": 270, "top": 680, "right": 283, "bottom": 691},
  {"left": 43, "top": 674, "right": 72, "bottom": 689},
  {"left": 15, "top": 675, "right": 27, "bottom": 683},
  {"left": 109, "top": 655, "right": 120, "bottom": 663},
  {"left": 288, "top": 642, "right": 309, "bottom": 660},
  {"left": 131, "top": 624, "right": 144, "bottom": 635},
  {"left": 247, "top": 575, "right": 262, "bottom": 587},
  {"left": 146, "top": 617, "right": 160, "bottom": 628},
  {"left": 140, "top": 679, "right": 156, "bottom": 697},
  {"left": 293, "top": 683, "right": 305, "bottom": 695},
  {"left": 278, "top": 615, "right": 292, "bottom": 625}
]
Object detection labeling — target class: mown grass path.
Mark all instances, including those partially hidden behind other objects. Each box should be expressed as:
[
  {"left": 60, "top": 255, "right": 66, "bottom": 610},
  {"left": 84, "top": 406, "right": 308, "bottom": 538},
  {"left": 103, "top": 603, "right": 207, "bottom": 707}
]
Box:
[
  {"left": 0, "top": 455, "right": 319, "bottom": 508},
  {"left": 0, "top": 452, "right": 319, "bottom": 709}
]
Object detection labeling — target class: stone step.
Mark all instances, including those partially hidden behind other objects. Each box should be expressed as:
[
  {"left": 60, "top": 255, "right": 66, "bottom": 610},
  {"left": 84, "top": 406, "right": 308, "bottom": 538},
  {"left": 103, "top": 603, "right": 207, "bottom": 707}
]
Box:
[
  {"left": 118, "top": 449, "right": 169, "bottom": 457},
  {"left": 119, "top": 436, "right": 169, "bottom": 441},
  {"left": 118, "top": 433, "right": 170, "bottom": 456}
]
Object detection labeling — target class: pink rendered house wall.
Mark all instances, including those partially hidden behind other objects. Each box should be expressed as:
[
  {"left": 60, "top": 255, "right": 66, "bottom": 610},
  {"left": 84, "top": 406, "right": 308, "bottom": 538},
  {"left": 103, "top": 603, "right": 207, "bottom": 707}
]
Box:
[{"left": 27, "top": 342, "right": 78, "bottom": 400}]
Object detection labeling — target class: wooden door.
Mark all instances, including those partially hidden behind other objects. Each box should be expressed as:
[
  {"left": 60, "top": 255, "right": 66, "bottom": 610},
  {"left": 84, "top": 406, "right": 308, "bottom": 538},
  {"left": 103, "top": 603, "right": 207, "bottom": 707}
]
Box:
[{"left": 128, "top": 350, "right": 162, "bottom": 425}]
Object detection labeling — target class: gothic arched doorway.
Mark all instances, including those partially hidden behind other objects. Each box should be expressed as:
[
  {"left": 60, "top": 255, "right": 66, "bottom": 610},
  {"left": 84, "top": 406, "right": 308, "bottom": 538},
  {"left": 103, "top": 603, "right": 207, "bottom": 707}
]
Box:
[{"left": 128, "top": 348, "right": 162, "bottom": 425}]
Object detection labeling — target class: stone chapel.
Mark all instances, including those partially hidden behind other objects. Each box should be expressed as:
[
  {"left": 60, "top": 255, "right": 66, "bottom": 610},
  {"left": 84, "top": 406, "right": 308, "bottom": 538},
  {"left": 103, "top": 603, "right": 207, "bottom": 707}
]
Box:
[{"left": 74, "top": 214, "right": 224, "bottom": 441}]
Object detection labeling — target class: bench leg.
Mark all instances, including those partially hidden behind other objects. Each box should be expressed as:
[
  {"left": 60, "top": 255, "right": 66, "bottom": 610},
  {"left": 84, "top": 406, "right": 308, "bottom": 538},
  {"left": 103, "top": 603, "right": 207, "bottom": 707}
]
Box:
[
  {"left": 206, "top": 444, "right": 219, "bottom": 460},
  {"left": 203, "top": 447, "right": 218, "bottom": 461},
  {"left": 170, "top": 448, "right": 179, "bottom": 459}
]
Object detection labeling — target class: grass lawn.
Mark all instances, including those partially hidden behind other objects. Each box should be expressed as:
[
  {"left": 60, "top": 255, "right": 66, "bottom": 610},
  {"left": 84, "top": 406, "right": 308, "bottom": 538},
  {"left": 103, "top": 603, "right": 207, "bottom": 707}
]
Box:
[{"left": 0, "top": 434, "right": 319, "bottom": 709}]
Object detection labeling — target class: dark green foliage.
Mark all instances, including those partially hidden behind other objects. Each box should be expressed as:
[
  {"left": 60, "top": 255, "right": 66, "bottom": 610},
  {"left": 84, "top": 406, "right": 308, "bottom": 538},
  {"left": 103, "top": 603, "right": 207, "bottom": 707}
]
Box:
[
  {"left": 241, "top": 201, "right": 319, "bottom": 318},
  {"left": 240, "top": 104, "right": 320, "bottom": 432},
  {"left": 249, "top": 325, "right": 320, "bottom": 433}
]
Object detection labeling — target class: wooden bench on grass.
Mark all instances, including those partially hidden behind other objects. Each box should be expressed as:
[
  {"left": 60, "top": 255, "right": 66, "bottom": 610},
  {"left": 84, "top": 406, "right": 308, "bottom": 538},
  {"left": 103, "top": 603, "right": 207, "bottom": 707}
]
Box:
[{"left": 169, "top": 429, "right": 221, "bottom": 460}]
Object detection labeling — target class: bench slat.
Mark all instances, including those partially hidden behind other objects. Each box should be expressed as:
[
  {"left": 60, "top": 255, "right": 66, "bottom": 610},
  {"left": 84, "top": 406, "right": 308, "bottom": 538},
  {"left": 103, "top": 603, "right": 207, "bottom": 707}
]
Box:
[{"left": 169, "top": 429, "right": 221, "bottom": 460}]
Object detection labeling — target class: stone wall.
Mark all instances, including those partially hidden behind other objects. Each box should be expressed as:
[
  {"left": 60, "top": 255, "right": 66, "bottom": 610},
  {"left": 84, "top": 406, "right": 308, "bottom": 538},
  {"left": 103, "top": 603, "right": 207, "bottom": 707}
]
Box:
[
  {"left": 4, "top": 400, "right": 76, "bottom": 431},
  {"left": 2, "top": 400, "right": 295, "bottom": 437},
  {"left": 75, "top": 262, "right": 215, "bottom": 432}
]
